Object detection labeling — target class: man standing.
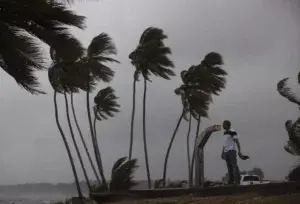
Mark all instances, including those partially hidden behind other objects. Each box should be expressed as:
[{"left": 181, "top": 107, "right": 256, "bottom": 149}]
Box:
[{"left": 221, "top": 120, "right": 248, "bottom": 185}]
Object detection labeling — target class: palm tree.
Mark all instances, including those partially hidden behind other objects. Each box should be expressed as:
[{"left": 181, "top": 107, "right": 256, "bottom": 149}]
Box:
[
  {"left": 0, "top": 0, "right": 85, "bottom": 94},
  {"left": 75, "top": 33, "right": 118, "bottom": 187},
  {"left": 50, "top": 44, "right": 94, "bottom": 193},
  {"left": 48, "top": 63, "right": 83, "bottom": 199},
  {"left": 92, "top": 157, "right": 138, "bottom": 193},
  {"left": 92, "top": 86, "right": 120, "bottom": 187},
  {"left": 70, "top": 93, "right": 102, "bottom": 184},
  {"left": 163, "top": 52, "right": 227, "bottom": 187},
  {"left": 189, "top": 53, "right": 227, "bottom": 186},
  {"left": 129, "top": 27, "right": 175, "bottom": 188},
  {"left": 162, "top": 83, "right": 211, "bottom": 187},
  {"left": 277, "top": 73, "right": 300, "bottom": 155}
]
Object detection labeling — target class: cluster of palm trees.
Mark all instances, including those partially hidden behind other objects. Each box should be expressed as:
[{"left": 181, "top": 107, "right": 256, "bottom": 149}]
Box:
[{"left": 1, "top": 0, "right": 229, "bottom": 198}]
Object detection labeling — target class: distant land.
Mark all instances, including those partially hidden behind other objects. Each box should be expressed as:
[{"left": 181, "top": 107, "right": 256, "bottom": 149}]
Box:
[{"left": 0, "top": 180, "right": 152, "bottom": 194}]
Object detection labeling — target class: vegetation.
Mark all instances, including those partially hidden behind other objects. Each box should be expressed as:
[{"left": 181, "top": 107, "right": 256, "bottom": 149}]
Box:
[
  {"left": 287, "top": 164, "right": 300, "bottom": 182},
  {"left": 129, "top": 27, "right": 175, "bottom": 189},
  {"left": 0, "top": 0, "right": 85, "bottom": 94},
  {"left": 92, "top": 157, "right": 138, "bottom": 192},
  {"left": 162, "top": 52, "right": 227, "bottom": 187},
  {"left": 277, "top": 71, "right": 300, "bottom": 155}
]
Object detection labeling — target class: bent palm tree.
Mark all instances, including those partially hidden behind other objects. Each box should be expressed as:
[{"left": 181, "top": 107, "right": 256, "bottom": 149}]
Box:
[
  {"left": 92, "top": 157, "right": 138, "bottom": 193},
  {"left": 189, "top": 53, "right": 227, "bottom": 186},
  {"left": 70, "top": 93, "right": 101, "bottom": 184},
  {"left": 277, "top": 75, "right": 300, "bottom": 155},
  {"left": 163, "top": 84, "right": 211, "bottom": 187},
  {"left": 129, "top": 27, "right": 175, "bottom": 188},
  {"left": 75, "top": 33, "right": 118, "bottom": 187},
  {"left": 0, "top": 0, "right": 85, "bottom": 94},
  {"left": 50, "top": 44, "right": 93, "bottom": 193},
  {"left": 48, "top": 64, "right": 83, "bottom": 198},
  {"left": 93, "top": 86, "right": 120, "bottom": 187},
  {"left": 163, "top": 52, "right": 227, "bottom": 187}
]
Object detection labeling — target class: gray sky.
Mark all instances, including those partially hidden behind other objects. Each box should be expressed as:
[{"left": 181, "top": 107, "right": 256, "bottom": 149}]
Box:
[{"left": 0, "top": 0, "right": 300, "bottom": 185}]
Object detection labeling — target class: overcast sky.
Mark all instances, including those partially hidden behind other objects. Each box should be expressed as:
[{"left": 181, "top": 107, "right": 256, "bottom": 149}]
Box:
[{"left": 0, "top": 0, "right": 300, "bottom": 185}]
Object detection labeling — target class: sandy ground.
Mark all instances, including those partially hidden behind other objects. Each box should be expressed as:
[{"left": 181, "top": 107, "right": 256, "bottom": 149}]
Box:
[{"left": 114, "top": 193, "right": 300, "bottom": 204}]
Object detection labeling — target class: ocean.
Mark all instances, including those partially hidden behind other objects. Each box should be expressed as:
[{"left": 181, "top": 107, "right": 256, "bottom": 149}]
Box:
[{"left": 0, "top": 193, "right": 76, "bottom": 204}]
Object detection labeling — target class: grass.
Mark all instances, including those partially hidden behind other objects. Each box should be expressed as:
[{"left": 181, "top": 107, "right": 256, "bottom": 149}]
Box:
[{"left": 113, "top": 193, "right": 300, "bottom": 204}]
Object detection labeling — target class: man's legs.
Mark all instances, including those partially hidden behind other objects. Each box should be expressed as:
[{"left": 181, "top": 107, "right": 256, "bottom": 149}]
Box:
[
  {"left": 227, "top": 150, "right": 241, "bottom": 184},
  {"left": 225, "top": 152, "right": 234, "bottom": 184}
]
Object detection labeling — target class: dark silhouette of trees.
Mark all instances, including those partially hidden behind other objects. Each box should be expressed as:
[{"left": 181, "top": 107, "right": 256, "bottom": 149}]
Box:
[
  {"left": 48, "top": 58, "right": 84, "bottom": 199},
  {"left": 71, "top": 33, "right": 119, "bottom": 188},
  {"left": 162, "top": 52, "right": 227, "bottom": 187},
  {"left": 0, "top": 0, "right": 85, "bottom": 94},
  {"left": 92, "top": 86, "right": 120, "bottom": 188},
  {"left": 129, "top": 27, "right": 175, "bottom": 188}
]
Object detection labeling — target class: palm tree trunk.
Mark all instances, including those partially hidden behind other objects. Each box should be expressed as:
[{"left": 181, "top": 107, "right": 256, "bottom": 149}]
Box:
[
  {"left": 53, "top": 91, "right": 83, "bottom": 198},
  {"left": 129, "top": 78, "right": 137, "bottom": 160},
  {"left": 86, "top": 79, "right": 108, "bottom": 188},
  {"left": 162, "top": 109, "right": 185, "bottom": 187},
  {"left": 190, "top": 118, "right": 201, "bottom": 187},
  {"left": 93, "top": 116, "right": 107, "bottom": 186},
  {"left": 142, "top": 78, "right": 151, "bottom": 189},
  {"left": 71, "top": 93, "right": 101, "bottom": 185},
  {"left": 186, "top": 113, "right": 192, "bottom": 186},
  {"left": 64, "top": 92, "right": 92, "bottom": 192}
]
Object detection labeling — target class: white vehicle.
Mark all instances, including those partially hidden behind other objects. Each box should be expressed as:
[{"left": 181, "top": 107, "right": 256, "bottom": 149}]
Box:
[{"left": 240, "top": 175, "right": 270, "bottom": 186}]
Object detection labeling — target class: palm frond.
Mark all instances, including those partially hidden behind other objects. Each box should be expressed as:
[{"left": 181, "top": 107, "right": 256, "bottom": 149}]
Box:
[
  {"left": 112, "top": 157, "right": 128, "bottom": 172},
  {"left": 139, "top": 27, "right": 167, "bottom": 45},
  {"left": 87, "top": 59, "right": 115, "bottom": 83},
  {"left": 0, "top": 0, "right": 85, "bottom": 94},
  {"left": 93, "top": 87, "right": 120, "bottom": 121},
  {"left": 109, "top": 157, "right": 138, "bottom": 192},
  {"left": 130, "top": 27, "right": 175, "bottom": 81},
  {"left": 88, "top": 33, "right": 117, "bottom": 57},
  {"left": 277, "top": 78, "right": 300, "bottom": 106},
  {"left": 202, "top": 52, "right": 224, "bottom": 66},
  {"left": 0, "top": 24, "right": 45, "bottom": 94}
]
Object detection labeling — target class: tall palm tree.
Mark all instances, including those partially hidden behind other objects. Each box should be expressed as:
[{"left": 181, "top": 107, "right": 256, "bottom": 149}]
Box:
[
  {"left": 92, "top": 86, "right": 120, "bottom": 187},
  {"left": 162, "top": 83, "right": 211, "bottom": 187},
  {"left": 70, "top": 93, "right": 102, "bottom": 184},
  {"left": 163, "top": 52, "right": 227, "bottom": 187},
  {"left": 48, "top": 63, "right": 83, "bottom": 199},
  {"left": 50, "top": 44, "right": 95, "bottom": 193},
  {"left": 75, "top": 33, "right": 118, "bottom": 187},
  {"left": 0, "top": 0, "right": 85, "bottom": 94},
  {"left": 277, "top": 74, "right": 300, "bottom": 155},
  {"left": 189, "top": 52, "right": 227, "bottom": 186},
  {"left": 129, "top": 27, "right": 175, "bottom": 188}
]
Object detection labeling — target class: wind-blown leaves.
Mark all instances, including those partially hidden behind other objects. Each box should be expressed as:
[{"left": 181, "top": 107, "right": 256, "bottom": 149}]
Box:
[
  {"left": 277, "top": 78, "right": 300, "bottom": 106},
  {"left": 110, "top": 157, "right": 138, "bottom": 192},
  {"left": 93, "top": 87, "right": 120, "bottom": 121},
  {"left": 0, "top": 0, "right": 85, "bottom": 94},
  {"left": 176, "top": 52, "right": 227, "bottom": 120},
  {"left": 129, "top": 27, "right": 175, "bottom": 81}
]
